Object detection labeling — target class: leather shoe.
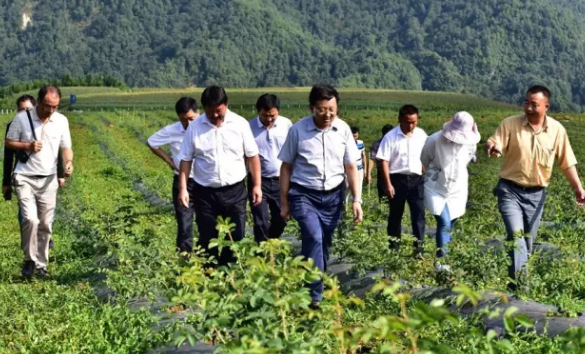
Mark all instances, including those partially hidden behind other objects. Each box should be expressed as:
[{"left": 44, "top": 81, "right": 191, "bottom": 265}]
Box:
[{"left": 22, "top": 261, "right": 35, "bottom": 278}]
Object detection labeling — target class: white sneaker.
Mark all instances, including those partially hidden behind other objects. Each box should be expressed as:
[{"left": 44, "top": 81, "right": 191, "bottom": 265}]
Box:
[{"left": 434, "top": 262, "right": 451, "bottom": 273}]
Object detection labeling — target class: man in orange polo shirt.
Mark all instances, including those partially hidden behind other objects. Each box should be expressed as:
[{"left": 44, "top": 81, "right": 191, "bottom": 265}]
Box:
[{"left": 485, "top": 85, "right": 585, "bottom": 290}]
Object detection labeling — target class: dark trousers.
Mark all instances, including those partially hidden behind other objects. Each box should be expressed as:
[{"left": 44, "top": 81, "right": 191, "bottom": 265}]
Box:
[
  {"left": 376, "top": 173, "right": 386, "bottom": 202},
  {"left": 193, "top": 180, "right": 247, "bottom": 267},
  {"left": 288, "top": 182, "right": 344, "bottom": 302},
  {"left": 172, "top": 175, "right": 196, "bottom": 253},
  {"left": 387, "top": 174, "right": 425, "bottom": 253},
  {"left": 249, "top": 176, "right": 287, "bottom": 243}
]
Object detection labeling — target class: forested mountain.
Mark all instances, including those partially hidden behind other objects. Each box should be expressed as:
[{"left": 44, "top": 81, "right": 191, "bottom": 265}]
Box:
[{"left": 1, "top": 0, "right": 585, "bottom": 110}]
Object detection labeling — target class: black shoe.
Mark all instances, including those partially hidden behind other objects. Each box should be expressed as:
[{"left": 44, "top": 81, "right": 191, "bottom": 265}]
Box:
[
  {"left": 309, "top": 301, "right": 321, "bottom": 311},
  {"left": 49, "top": 239, "right": 55, "bottom": 250},
  {"left": 35, "top": 268, "right": 50, "bottom": 279},
  {"left": 22, "top": 261, "right": 35, "bottom": 278}
]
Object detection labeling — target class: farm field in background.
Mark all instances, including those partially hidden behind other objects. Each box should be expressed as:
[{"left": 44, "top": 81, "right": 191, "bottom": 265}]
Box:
[{"left": 2, "top": 89, "right": 585, "bottom": 352}]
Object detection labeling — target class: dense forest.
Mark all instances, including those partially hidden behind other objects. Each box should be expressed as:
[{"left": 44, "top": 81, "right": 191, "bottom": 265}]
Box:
[{"left": 1, "top": 0, "right": 585, "bottom": 110}]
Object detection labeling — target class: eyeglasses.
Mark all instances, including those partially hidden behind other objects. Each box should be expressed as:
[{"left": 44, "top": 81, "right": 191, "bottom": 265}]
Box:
[{"left": 314, "top": 108, "right": 336, "bottom": 115}]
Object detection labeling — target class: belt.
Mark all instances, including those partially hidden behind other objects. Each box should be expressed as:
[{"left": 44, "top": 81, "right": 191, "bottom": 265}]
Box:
[
  {"left": 25, "top": 175, "right": 51, "bottom": 179},
  {"left": 291, "top": 182, "right": 343, "bottom": 195},
  {"left": 500, "top": 179, "right": 545, "bottom": 192},
  {"left": 262, "top": 176, "right": 280, "bottom": 181}
]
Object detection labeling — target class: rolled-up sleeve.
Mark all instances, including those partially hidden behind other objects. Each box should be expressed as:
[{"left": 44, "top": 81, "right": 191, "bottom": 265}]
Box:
[
  {"left": 147, "top": 126, "right": 170, "bottom": 148},
  {"left": 6, "top": 116, "right": 21, "bottom": 141},
  {"left": 488, "top": 119, "right": 510, "bottom": 152},
  {"left": 343, "top": 130, "right": 360, "bottom": 164},
  {"left": 60, "top": 117, "right": 72, "bottom": 149},
  {"left": 556, "top": 127, "right": 577, "bottom": 170},
  {"left": 242, "top": 123, "right": 259, "bottom": 158},
  {"left": 278, "top": 127, "right": 298, "bottom": 164},
  {"left": 178, "top": 124, "right": 196, "bottom": 161}
]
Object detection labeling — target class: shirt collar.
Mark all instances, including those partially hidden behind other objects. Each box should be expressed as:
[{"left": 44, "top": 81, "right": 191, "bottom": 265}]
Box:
[
  {"left": 202, "top": 109, "right": 234, "bottom": 128},
  {"left": 306, "top": 115, "right": 339, "bottom": 132},
  {"left": 31, "top": 108, "right": 54, "bottom": 123},
  {"left": 521, "top": 114, "right": 549, "bottom": 132},
  {"left": 397, "top": 126, "right": 414, "bottom": 137},
  {"left": 256, "top": 116, "right": 280, "bottom": 129}
]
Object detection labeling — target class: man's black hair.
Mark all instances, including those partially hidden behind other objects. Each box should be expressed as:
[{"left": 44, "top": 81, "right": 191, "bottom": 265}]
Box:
[
  {"left": 526, "top": 85, "right": 551, "bottom": 100},
  {"left": 309, "top": 84, "right": 339, "bottom": 106},
  {"left": 201, "top": 85, "right": 228, "bottom": 107},
  {"left": 16, "top": 94, "right": 36, "bottom": 108},
  {"left": 175, "top": 97, "right": 198, "bottom": 115},
  {"left": 382, "top": 124, "right": 394, "bottom": 135},
  {"left": 398, "top": 104, "right": 419, "bottom": 120},
  {"left": 256, "top": 94, "right": 280, "bottom": 112}
]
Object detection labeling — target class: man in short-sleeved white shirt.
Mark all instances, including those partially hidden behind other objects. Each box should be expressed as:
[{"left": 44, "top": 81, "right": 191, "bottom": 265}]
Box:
[
  {"left": 178, "top": 86, "right": 262, "bottom": 267},
  {"left": 248, "top": 94, "right": 292, "bottom": 243},
  {"left": 377, "top": 105, "right": 427, "bottom": 257},
  {"left": 278, "top": 84, "right": 362, "bottom": 307},
  {"left": 147, "top": 97, "right": 199, "bottom": 254},
  {"left": 5, "top": 85, "right": 74, "bottom": 278}
]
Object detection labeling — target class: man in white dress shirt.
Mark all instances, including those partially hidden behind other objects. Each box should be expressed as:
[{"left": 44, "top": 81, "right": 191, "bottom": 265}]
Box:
[
  {"left": 377, "top": 105, "right": 427, "bottom": 257},
  {"left": 178, "top": 86, "right": 262, "bottom": 267},
  {"left": 249, "top": 94, "right": 292, "bottom": 243},
  {"left": 5, "top": 85, "right": 74, "bottom": 278},
  {"left": 147, "top": 97, "right": 199, "bottom": 253}
]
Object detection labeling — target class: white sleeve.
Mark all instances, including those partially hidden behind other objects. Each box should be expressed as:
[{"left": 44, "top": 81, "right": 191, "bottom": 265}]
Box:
[
  {"left": 242, "top": 122, "right": 259, "bottom": 157},
  {"left": 376, "top": 135, "right": 392, "bottom": 161},
  {"left": 178, "top": 124, "right": 196, "bottom": 161},
  {"left": 147, "top": 126, "right": 170, "bottom": 148},
  {"left": 6, "top": 115, "right": 22, "bottom": 141},
  {"left": 60, "top": 117, "right": 72, "bottom": 149},
  {"left": 344, "top": 131, "right": 360, "bottom": 164}
]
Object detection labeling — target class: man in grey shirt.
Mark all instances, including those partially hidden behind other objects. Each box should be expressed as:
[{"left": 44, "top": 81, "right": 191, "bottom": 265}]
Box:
[
  {"left": 278, "top": 84, "right": 362, "bottom": 308},
  {"left": 249, "top": 94, "right": 292, "bottom": 242}
]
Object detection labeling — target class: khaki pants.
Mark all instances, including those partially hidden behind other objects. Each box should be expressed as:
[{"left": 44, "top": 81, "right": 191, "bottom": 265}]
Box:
[{"left": 13, "top": 174, "right": 58, "bottom": 269}]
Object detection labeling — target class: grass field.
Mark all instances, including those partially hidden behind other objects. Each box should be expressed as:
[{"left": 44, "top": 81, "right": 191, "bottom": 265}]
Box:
[{"left": 2, "top": 88, "right": 585, "bottom": 353}]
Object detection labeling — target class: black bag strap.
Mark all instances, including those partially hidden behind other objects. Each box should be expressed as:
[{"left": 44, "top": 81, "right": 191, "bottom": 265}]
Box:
[{"left": 25, "top": 109, "right": 38, "bottom": 141}]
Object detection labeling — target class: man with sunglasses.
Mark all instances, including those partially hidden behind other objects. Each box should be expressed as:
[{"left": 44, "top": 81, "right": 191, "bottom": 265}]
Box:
[{"left": 5, "top": 85, "right": 73, "bottom": 278}]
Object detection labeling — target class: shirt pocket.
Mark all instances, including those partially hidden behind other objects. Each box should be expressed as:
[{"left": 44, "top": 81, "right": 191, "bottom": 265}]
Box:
[
  {"left": 222, "top": 130, "right": 244, "bottom": 157},
  {"left": 536, "top": 139, "right": 555, "bottom": 170}
]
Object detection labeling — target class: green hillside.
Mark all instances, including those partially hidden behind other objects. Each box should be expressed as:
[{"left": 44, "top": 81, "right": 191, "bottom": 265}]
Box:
[{"left": 1, "top": 0, "right": 584, "bottom": 110}]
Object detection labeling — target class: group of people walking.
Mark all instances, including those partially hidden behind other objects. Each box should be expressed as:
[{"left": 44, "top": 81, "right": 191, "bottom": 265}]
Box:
[{"left": 3, "top": 83, "right": 583, "bottom": 306}]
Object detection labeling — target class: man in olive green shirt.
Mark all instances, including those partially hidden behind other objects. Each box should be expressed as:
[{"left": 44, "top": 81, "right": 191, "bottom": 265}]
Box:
[{"left": 485, "top": 85, "right": 585, "bottom": 290}]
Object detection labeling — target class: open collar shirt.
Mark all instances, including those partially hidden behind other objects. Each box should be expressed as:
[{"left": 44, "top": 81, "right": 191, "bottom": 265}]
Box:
[
  {"left": 6, "top": 108, "right": 71, "bottom": 176},
  {"left": 178, "top": 110, "right": 259, "bottom": 188},
  {"left": 376, "top": 126, "right": 428, "bottom": 175},
  {"left": 249, "top": 116, "right": 292, "bottom": 178},
  {"left": 278, "top": 116, "right": 360, "bottom": 191}
]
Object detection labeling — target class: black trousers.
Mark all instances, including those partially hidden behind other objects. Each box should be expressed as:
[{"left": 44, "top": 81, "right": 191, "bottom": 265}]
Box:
[
  {"left": 193, "top": 180, "right": 247, "bottom": 267},
  {"left": 387, "top": 173, "right": 425, "bottom": 253},
  {"left": 249, "top": 176, "right": 287, "bottom": 243},
  {"left": 376, "top": 173, "right": 386, "bottom": 202},
  {"left": 172, "top": 176, "right": 196, "bottom": 253}
]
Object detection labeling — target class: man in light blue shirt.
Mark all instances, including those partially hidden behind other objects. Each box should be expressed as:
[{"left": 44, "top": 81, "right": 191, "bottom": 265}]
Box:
[
  {"left": 249, "top": 94, "right": 292, "bottom": 243},
  {"left": 278, "top": 84, "right": 362, "bottom": 308}
]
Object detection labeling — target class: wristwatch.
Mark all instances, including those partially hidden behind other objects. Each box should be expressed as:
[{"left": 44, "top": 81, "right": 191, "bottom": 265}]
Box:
[{"left": 351, "top": 197, "right": 363, "bottom": 204}]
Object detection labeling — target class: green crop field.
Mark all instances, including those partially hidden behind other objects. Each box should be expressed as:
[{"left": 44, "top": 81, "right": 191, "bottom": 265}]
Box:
[{"left": 2, "top": 88, "right": 585, "bottom": 353}]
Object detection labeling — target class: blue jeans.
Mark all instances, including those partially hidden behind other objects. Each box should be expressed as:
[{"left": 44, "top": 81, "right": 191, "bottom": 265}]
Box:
[
  {"left": 495, "top": 179, "right": 546, "bottom": 282},
  {"left": 289, "top": 183, "right": 344, "bottom": 303},
  {"left": 434, "top": 205, "right": 457, "bottom": 258}
]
